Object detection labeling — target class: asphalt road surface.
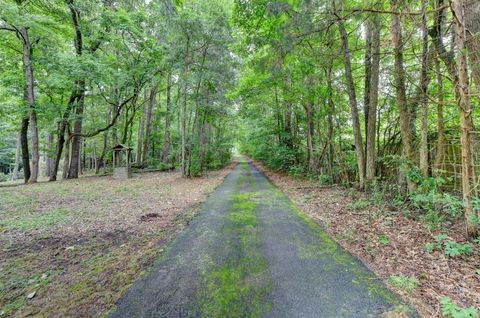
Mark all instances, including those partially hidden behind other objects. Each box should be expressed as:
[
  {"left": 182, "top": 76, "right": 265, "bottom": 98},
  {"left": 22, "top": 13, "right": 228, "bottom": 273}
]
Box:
[{"left": 110, "top": 160, "right": 414, "bottom": 318}]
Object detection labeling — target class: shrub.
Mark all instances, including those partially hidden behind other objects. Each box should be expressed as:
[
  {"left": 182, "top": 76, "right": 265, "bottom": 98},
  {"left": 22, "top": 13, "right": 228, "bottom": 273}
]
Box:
[
  {"left": 443, "top": 241, "right": 473, "bottom": 258},
  {"left": 288, "top": 165, "right": 305, "bottom": 177},
  {"left": 0, "top": 173, "right": 9, "bottom": 183},
  {"left": 425, "top": 234, "right": 473, "bottom": 258},
  {"left": 317, "top": 174, "right": 330, "bottom": 185},
  {"left": 408, "top": 176, "right": 463, "bottom": 229}
]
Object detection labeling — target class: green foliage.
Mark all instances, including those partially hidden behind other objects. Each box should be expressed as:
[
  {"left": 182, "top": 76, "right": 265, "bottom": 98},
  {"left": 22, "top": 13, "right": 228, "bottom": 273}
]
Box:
[
  {"left": 408, "top": 177, "right": 463, "bottom": 230},
  {"left": 288, "top": 165, "right": 305, "bottom": 177},
  {"left": 378, "top": 234, "right": 390, "bottom": 245},
  {"left": 420, "top": 210, "right": 445, "bottom": 231},
  {"left": 440, "top": 297, "right": 479, "bottom": 318},
  {"left": 424, "top": 234, "right": 473, "bottom": 258},
  {"left": 370, "top": 179, "right": 385, "bottom": 205},
  {"left": 317, "top": 174, "right": 331, "bottom": 185},
  {"left": 443, "top": 241, "right": 473, "bottom": 258},
  {"left": 388, "top": 275, "right": 419, "bottom": 294},
  {"left": 424, "top": 233, "right": 449, "bottom": 252},
  {"left": 346, "top": 198, "right": 370, "bottom": 211}
]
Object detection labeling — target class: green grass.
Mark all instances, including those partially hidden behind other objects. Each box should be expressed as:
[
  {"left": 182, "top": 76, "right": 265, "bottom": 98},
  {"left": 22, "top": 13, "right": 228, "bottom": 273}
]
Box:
[
  {"left": 388, "top": 275, "right": 419, "bottom": 294},
  {"left": 0, "top": 208, "right": 71, "bottom": 231},
  {"left": 346, "top": 198, "right": 370, "bottom": 211},
  {"left": 0, "top": 168, "right": 229, "bottom": 317}
]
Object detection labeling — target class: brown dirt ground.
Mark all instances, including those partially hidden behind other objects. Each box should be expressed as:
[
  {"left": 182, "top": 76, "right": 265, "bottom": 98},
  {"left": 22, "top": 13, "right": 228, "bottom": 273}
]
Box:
[
  {"left": 0, "top": 164, "right": 235, "bottom": 317},
  {"left": 254, "top": 161, "right": 480, "bottom": 318}
]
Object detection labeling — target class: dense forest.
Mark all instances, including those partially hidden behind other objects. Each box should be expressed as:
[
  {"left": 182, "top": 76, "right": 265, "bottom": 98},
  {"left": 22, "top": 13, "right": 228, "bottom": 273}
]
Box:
[
  {"left": 1, "top": 0, "right": 480, "bottom": 316},
  {"left": 0, "top": 0, "right": 236, "bottom": 182},
  {"left": 234, "top": 0, "right": 480, "bottom": 240},
  {"left": 1, "top": 1, "right": 480, "bottom": 234}
]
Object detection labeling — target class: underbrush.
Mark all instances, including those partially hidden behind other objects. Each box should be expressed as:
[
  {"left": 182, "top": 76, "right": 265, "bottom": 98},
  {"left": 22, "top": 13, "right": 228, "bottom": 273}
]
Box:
[{"left": 253, "top": 160, "right": 480, "bottom": 317}]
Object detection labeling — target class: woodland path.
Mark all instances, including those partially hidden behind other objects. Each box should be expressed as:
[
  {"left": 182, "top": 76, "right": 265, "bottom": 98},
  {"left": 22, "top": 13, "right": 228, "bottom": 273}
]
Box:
[{"left": 110, "top": 159, "right": 412, "bottom": 318}]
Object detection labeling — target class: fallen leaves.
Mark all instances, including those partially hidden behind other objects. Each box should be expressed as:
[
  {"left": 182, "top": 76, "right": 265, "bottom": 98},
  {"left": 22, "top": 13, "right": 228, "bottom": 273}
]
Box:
[
  {"left": 0, "top": 164, "right": 235, "bottom": 317},
  {"left": 255, "top": 161, "right": 480, "bottom": 318}
]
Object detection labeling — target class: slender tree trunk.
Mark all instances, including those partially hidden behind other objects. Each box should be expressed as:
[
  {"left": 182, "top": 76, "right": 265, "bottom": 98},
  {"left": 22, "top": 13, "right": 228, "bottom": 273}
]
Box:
[
  {"left": 162, "top": 73, "right": 172, "bottom": 165},
  {"left": 181, "top": 38, "right": 190, "bottom": 177},
  {"left": 326, "top": 63, "right": 335, "bottom": 183},
  {"left": 433, "top": 52, "right": 446, "bottom": 174},
  {"left": 12, "top": 132, "right": 21, "bottom": 181},
  {"left": 199, "top": 116, "right": 207, "bottom": 172},
  {"left": 366, "top": 7, "right": 381, "bottom": 184},
  {"left": 419, "top": 0, "right": 431, "bottom": 177},
  {"left": 274, "top": 86, "right": 284, "bottom": 144},
  {"left": 304, "top": 100, "right": 315, "bottom": 171},
  {"left": 391, "top": 0, "right": 416, "bottom": 192},
  {"left": 283, "top": 72, "right": 293, "bottom": 150},
  {"left": 338, "top": 17, "right": 366, "bottom": 189},
  {"left": 452, "top": 0, "right": 478, "bottom": 238},
  {"left": 142, "top": 85, "right": 158, "bottom": 166},
  {"left": 50, "top": 95, "right": 76, "bottom": 181},
  {"left": 19, "top": 27, "right": 39, "bottom": 183},
  {"left": 45, "top": 132, "right": 54, "bottom": 178},
  {"left": 136, "top": 90, "right": 148, "bottom": 163},
  {"left": 92, "top": 142, "right": 97, "bottom": 172},
  {"left": 62, "top": 137, "right": 71, "bottom": 179},
  {"left": 96, "top": 110, "right": 110, "bottom": 174}
]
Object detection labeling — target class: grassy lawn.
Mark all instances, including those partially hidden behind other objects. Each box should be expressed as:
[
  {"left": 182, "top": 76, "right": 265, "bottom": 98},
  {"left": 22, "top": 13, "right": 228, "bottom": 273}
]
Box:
[{"left": 0, "top": 166, "right": 232, "bottom": 317}]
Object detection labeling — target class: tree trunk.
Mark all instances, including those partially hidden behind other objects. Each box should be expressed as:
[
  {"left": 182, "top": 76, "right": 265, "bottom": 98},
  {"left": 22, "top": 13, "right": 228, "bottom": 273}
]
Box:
[
  {"left": 68, "top": 91, "right": 84, "bottom": 179},
  {"left": 452, "top": 0, "right": 478, "bottom": 238},
  {"left": 419, "top": 0, "right": 431, "bottom": 177},
  {"left": 45, "top": 132, "right": 54, "bottom": 178},
  {"left": 181, "top": 39, "right": 190, "bottom": 177},
  {"left": 92, "top": 142, "right": 97, "bottom": 172},
  {"left": 66, "top": 1, "right": 85, "bottom": 179},
  {"left": 142, "top": 85, "right": 158, "bottom": 166},
  {"left": 50, "top": 94, "right": 78, "bottom": 181},
  {"left": 338, "top": 17, "right": 366, "bottom": 189},
  {"left": 136, "top": 90, "right": 147, "bottom": 163},
  {"left": 12, "top": 132, "right": 21, "bottom": 181},
  {"left": 199, "top": 117, "right": 207, "bottom": 172},
  {"left": 162, "top": 72, "right": 172, "bottom": 165},
  {"left": 62, "top": 137, "right": 71, "bottom": 179},
  {"left": 464, "top": 0, "right": 480, "bottom": 95},
  {"left": 304, "top": 100, "right": 315, "bottom": 172},
  {"left": 433, "top": 52, "right": 446, "bottom": 174},
  {"left": 20, "top": 117, "right": 31, "bottom": 183},
  {"left": 366, "top": 7, "right": 381, "bottom": 184},
  {"left": 391, "top": 0, "right": 416, "bottom": 192},
  {"left": 283, "top": 72, "right": 294, "bottom": 150},
  {"left": 19, "top": 27, "right": 39, "bottom": 183},
  {"left": 327, "top": 70, "right": 335, "bottom": 183}
]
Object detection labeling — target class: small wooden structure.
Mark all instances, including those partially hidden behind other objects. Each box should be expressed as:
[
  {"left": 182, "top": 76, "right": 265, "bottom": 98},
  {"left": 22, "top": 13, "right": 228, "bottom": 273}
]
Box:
[{"left": 112, "top": 144, "right": 132, "bottom": 179}]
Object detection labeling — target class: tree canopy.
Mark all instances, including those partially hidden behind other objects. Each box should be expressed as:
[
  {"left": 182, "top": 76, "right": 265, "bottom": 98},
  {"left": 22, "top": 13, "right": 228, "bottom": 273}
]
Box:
[{"left": 0, "top": 0, "right": 479, "bottom": 239}]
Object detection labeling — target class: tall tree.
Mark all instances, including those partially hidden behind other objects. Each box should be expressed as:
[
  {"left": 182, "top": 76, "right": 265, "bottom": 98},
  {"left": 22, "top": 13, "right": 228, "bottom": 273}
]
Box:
[
  {"left": 390, "top": 0, "right": 416, "bottom": 192},
  {"left": 338, "top": 14, "right": 366, "bottom": 189},
  {"left": 452, "top": 0, "right": 478, "bottom": 238},
  {"left": 365, "top": 5, "right": 381, "bottom": 185}
]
